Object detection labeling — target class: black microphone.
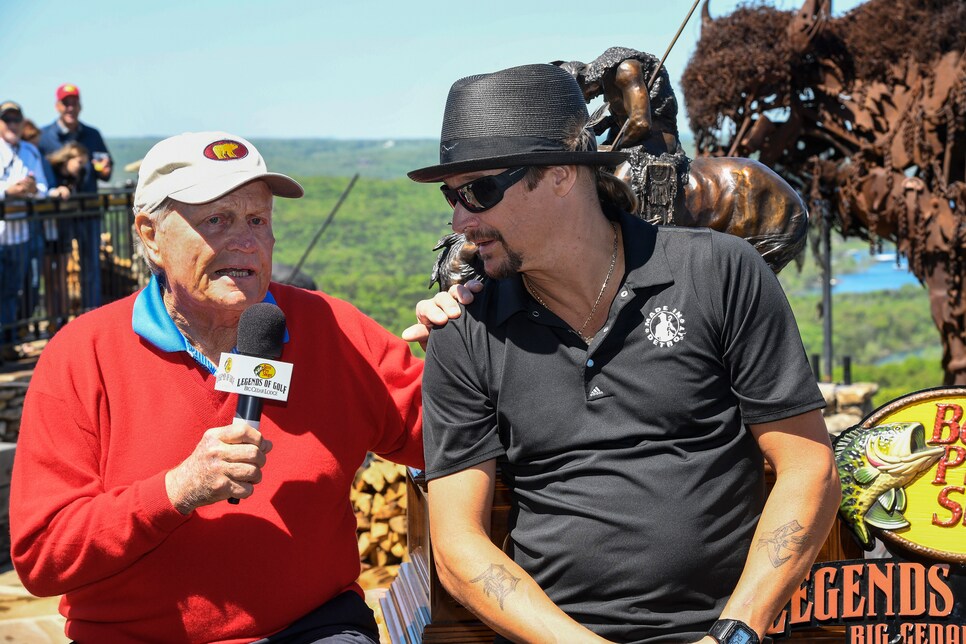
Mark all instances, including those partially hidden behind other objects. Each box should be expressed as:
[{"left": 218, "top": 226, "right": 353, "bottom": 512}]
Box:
[{"left": 228, "top": 302, "right": 286, "bottom": 504}]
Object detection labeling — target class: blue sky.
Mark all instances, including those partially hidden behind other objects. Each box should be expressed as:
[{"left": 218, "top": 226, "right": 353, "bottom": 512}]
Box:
[{"left": 4, "top": 0, "right": 865, "bottom": 140}]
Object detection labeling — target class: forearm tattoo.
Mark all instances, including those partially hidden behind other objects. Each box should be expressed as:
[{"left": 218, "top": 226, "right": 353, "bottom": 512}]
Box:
[
  {"left": 757, "top": 520, "right": 811, "bottom": 568},
  {"left": 470, "top": 564, "right": 520, "bottom": 609}
]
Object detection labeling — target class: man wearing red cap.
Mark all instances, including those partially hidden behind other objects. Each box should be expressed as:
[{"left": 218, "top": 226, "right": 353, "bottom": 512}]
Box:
[
  {"left": 38, "top": 83, "right": 113, "bottom": 309},
  {"left": 38, "top": 84, "right": 112, "bottom": 191}
]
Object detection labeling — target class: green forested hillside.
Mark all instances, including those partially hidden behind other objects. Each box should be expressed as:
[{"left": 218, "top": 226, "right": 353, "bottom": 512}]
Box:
[
  {"left": 107, "top": 138, "right": 439, "bottom": 184},
  {"left": 271, "top": 175, "right": 451, "bottom": 336},
  {"left": 777, "top": 240, "right": 942, "bottom": 405},
  {"left": 786, "top": 284, "right": 943, "bottom": 404}
]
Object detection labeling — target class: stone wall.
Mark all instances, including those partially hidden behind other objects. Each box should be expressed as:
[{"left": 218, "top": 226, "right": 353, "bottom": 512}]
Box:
[
  {"left": 0, "top": 378, "right": 28, "bottom": 443},
  {"left": 0, "top": 375, "right": 28, "bottom": 569},
  {"left": 818, "top": 381, "right": 879, "bottom": 437}
]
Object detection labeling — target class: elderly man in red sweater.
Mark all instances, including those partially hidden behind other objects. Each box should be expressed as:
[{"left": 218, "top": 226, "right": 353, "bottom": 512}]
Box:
[{"left": 10, "top": 132, "right": 425, "bottom": 643}]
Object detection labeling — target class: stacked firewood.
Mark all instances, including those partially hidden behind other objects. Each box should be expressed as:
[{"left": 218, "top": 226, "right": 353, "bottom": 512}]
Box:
[{"left": 352, "top": 456, "right": 409, "bottom": 588}]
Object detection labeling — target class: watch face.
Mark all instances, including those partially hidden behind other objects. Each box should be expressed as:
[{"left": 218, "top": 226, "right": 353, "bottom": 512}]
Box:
[
  {"left": 710, "top": 619, "right": 758, "bottom": 644},
  {"left": 729, "top": 631, "right": 753, "bottom": 644}
]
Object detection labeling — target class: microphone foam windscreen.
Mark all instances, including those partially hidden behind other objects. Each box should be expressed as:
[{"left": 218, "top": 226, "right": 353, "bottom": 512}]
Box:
[{"left": 237, "top": 303, "right": 287, "bottom": 359}]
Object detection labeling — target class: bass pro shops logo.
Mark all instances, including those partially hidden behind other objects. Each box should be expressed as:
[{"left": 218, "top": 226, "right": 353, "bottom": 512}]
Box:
[
  {"left": 254, "top": 363, "right": 277, "bottom": 379},
  {"left": 645, "top": 306, "right": 686, "bottom": 347}
]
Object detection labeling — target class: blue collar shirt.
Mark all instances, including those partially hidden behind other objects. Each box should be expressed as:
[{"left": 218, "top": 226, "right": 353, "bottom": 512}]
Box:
[{"left": 132, "top": 274, "right": 289, "bottom": 373}]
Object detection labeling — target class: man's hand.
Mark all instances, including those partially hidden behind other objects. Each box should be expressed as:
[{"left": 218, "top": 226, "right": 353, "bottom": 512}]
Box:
[
  {"left": 401, "top": 279, "right": 483, "bottom": 349},
  {"left": 48, "top": 186, "right": 71, "bottom": 199},
  {"left": 97, "top": 157, "right": 113, "bottom": 179},
  {"left": 92, "top": 153, "right": 112, "bottom": 179},
  {"left": 164, "top": 422, "right": 273, "bottom": 514},
  {"left": 6, "top": 176, "right": 38, "bottom": 198}
]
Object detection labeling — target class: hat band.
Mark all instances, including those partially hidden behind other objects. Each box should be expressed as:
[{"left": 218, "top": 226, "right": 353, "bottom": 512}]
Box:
[{"left": 439, "top": 135, "right": 587, "bottom": 165}]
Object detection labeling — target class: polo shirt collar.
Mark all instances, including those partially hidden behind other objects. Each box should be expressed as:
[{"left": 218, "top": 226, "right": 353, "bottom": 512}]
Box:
[
  {"left": 57, "top": 120, "right": 82, "bottom": 136},
  {"left": 617, "top": 209, "right": 674, "bottom": 291},
  {"left": 132, "top": 274, "right": 289, "bottom": 372},
  {"left": 492, "top": 208, "right": 675, "bottom": 326},
  {"left": 494, "top": 275, "right": 529, "bottom": 326}
]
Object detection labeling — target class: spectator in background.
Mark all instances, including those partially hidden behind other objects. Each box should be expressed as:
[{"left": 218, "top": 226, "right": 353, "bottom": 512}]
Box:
[
  {"left": 0, "top": 101, "right": 49, "bottom": 361},
  {"left": 22, "top": 118, "right": 62, "bottom": 197},
  {"left": 42, "top": 143, "right": 91, "bottom": 328},
  {"left": 21, "top": 119, "right": 41, "bottom": 144},
  {"left": 18, "top": 118, "right": 69, "bottom": 336},
  {"left": 37, "top": 84, "right": 112, "bottom": 190},
  {"left": 38, "top": 83, "right": 112, "bottom": 310},
  {"left": 47, "top": 142, "right": 90, "bottom": 196}
]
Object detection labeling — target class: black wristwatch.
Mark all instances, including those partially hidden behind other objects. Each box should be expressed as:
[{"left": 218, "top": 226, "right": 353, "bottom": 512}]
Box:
[{"left": 707, "top": 619, "right": 760, "bottom": 644}]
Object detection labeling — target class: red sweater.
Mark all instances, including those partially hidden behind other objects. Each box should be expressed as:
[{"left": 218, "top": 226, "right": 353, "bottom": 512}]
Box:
[{"left": 10, "top": 284, "right": 424, "bottom": 643}]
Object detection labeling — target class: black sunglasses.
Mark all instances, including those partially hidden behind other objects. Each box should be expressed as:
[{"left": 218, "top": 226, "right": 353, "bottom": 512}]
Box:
[
  {"left": 1, "top": 113, "right": 23, "bottom": 125},
  {"left": 440, "top": 166, "right": 528, "bottom": 213}
]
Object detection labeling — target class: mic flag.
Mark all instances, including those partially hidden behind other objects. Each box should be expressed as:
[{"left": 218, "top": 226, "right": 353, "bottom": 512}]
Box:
[
  {"left": 214, "top": 304, "right": 293, "bottom": 406},
  {"left": 213, "top": 303, "right": 289, "bottom": 505}
]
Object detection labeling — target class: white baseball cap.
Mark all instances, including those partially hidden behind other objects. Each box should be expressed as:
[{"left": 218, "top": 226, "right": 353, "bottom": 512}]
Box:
[{"left": 134, "top": 131, "right": 303, "bottom": 213}]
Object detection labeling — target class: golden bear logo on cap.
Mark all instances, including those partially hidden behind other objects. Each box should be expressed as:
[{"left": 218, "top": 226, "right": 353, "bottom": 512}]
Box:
[{"left": 204, "top": 139, "right": 249, "bottom": 161}]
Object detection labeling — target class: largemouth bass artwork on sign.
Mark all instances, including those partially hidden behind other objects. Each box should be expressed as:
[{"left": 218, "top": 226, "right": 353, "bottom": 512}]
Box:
[{"left": 835, "top": 421, "right": 945, "bottom": 549}]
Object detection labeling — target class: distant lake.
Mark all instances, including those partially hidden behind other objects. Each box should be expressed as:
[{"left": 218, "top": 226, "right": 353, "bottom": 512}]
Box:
[{"left": 832, "top": 256, "right": 921, "bottom": 294}]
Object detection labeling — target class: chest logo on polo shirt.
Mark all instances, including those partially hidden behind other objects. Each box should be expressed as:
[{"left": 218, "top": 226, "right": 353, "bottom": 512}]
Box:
[{"left": 645, "top": 306, "right": 686, "bottom": 347}]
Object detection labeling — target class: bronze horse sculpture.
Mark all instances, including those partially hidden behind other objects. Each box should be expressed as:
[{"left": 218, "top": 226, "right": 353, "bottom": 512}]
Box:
[{"left": 559, "top": 47, "right": 808, "bottom": 274}]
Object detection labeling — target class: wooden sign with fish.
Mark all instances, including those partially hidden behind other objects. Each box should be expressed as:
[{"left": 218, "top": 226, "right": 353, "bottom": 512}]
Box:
[{"left": 835, "top": 386, "right": 966, "bottom": 563}]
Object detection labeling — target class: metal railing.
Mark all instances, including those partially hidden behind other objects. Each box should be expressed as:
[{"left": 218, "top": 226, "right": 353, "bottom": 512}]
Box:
[{"left": 0, "top": 189, "right": 148, "bottom": 360}]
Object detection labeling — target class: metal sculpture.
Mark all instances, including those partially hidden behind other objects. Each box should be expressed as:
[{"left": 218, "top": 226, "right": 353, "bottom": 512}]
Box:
[
  {"left": 681, "top": 0, "right": 966, "bottom": 384},
  {"left": 560, "top": 47, "right": 808, "bottom": 273}
]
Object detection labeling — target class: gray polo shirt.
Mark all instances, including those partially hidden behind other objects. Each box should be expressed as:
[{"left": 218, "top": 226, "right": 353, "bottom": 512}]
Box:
[{"left": 422, "top": 212, "right": 824, "bottom": 642}]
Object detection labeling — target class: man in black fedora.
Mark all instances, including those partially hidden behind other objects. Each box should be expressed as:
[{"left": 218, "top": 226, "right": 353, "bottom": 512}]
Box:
[{"left": 407, "top": 63, "right": 840, "bottom": 643}]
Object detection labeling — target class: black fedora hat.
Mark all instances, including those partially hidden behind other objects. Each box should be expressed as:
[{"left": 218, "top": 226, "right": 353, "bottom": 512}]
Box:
[{"left": 408, "top": 64, "right": 629, "bottom": 183}]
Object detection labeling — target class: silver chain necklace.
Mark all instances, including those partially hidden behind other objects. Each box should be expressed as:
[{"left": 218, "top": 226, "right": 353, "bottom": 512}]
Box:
[{"left": 524, "top": 221, "right": 619, "bottom": 344}]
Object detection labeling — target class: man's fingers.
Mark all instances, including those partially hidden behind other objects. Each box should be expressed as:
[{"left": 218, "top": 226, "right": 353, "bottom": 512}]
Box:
[
  {"left": 218, "top": 422, "right": 266, "bottom": 448},
  {"left": 225, "top": 462, "right": 263, "bottom": 484},
  {"left": 434, "top": 290, "right": 461, "bottom": 312},
  {"left": 408, "top": 280, "right": 483, "bottom": 346},
  {"left": 401, "top": 323, "right": 431, "bottom": 345},
  {"left": 414, "top": 297, "right": 452, "bottom": 326},
  {"left": 167, "top": 426, "right": 271, "bottom": 512},
  {"left": 222, "top": 443, "right": 268, "bottom": 467},
  {"left": 227, "top": 480, "right": 256, "bottom": 500},
  {"left": 451, "top": 279, "right": 483, "bottom": 304}
]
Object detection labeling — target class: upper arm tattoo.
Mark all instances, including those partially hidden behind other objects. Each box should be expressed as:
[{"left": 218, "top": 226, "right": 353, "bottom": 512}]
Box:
[{"left": 757, "top": 520, "right": 811, "bottom": 568}]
